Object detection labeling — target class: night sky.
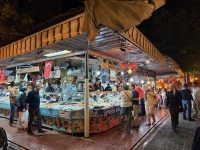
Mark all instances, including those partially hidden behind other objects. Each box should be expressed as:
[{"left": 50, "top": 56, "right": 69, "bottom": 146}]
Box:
[{"left": 60, "top": 0, "right": 84, "bottom": 12}]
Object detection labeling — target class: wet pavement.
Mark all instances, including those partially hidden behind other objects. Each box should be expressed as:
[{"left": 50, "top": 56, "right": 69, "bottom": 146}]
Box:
[
  {"left": 0, "top": 107, "right": 169, "bottom": 150},
  {"left": 6, "top": 142, "right": 25, "bottom": 150},
  {"left": 143, "top": 113, "right": 200, "bottom": 150}
]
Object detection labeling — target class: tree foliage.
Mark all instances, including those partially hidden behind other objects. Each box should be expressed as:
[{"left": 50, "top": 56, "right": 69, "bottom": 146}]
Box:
[
  {"left": 138, "top": 0, "right": 200, "bottom": 74},
  {"left": 0, "top": 0, "right": 61, "bottom": 44}
]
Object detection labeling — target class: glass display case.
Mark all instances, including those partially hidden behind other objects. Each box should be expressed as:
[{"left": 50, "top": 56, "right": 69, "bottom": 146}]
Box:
[{"left": 0, "top": 91, "right": 122, "bottom": 134}]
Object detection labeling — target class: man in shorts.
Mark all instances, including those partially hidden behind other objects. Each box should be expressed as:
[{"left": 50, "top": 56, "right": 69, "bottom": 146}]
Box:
[{"left": 192, "top": 82, "right": 200, "bottom": 118}]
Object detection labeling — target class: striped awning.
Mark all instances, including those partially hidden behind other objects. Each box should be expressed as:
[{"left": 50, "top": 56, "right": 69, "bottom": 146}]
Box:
[
  {"left": 0, "top": 13, "right": 84, "bottom": 60},
  {"left": 0, "top": 12, "right": 183, "bottom": 76}
]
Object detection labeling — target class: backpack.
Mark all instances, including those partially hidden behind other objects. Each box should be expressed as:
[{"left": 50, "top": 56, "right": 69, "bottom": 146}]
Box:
[
  {"left": 0, "top": 127, "right": 8, "bottom": 150},
  {"left": 14, "top": 91, "right": 23, "bottom": 107}
]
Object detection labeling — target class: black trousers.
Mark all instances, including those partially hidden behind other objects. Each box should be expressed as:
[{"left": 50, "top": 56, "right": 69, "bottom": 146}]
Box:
[
  {"left": 192, "top": 126, "right": 200, "bottom": 150},
  {"left": 140, "top": 98, "right": 146, "bottom": 116},
  {"left": 169, "top": 105, "right": 179, "bottom": 127},
  {"left": 28, "top": 108, "right": 42, "bottom": 132}
]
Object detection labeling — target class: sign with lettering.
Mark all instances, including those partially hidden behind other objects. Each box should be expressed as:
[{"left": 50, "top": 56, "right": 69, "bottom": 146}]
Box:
[{"left": 16, "top": 66, "right": 40, "bottom": 74}]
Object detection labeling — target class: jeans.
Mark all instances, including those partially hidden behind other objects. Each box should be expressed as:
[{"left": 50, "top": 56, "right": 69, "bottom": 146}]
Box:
[
  {"left": 9, "top": 104, "right": 16, "bottom": 124},
  {"left": 182, "top": 100, "right": 191, "bottom": 119},
  {"left": 132, "top": 105, "right": 139, "bottom": 126},
  {"left": 120, "top": 106, "right": 132, "bottom": 129},
  {"left": 28, "top": 108, "right": 42, "bottom": 132},
  {"left": 169, "top": 105, "right": 179, "bottom": 127}
]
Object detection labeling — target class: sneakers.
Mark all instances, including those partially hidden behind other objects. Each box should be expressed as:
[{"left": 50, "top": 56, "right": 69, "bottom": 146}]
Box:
[
  {"left": 38, "top": 130, "right": 47, "bottom": 136},
  {"left": 193, "top": 115, "right": 197, "bottom": 118},
  {"left": 146, "top": 122, "right": 151, "bottom": 126},
  {"left": 9, "top": 123, "right": 15, "bottom": 127},
  {"left": 27, "top": 131, "right": 35, "bottom": 136},
  {"left": 189, "top": 118, "right": 195, "bottom": 121},
  {"left": 152, "top": 121, "right": 156, "bottom": 125},
  {"left": 131, "top": 125, "right": 139, "bottom": 129}
]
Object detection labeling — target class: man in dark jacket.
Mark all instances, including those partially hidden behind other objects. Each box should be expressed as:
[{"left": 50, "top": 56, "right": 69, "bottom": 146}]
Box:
[
  {"left": 105, "top": 83, "right": 112, "bottom": 91},
  {"left": 26, "top": 82, "right": 46, "bottom": 136},
  {"left": 180, "top": 84, "right": 195, "bottom": 121},
  {"left": 166, "top": 84, "right": 182, "bottom": 131},
  {"left": 16, "top": 86, "right": 27, "bottom": 129}
]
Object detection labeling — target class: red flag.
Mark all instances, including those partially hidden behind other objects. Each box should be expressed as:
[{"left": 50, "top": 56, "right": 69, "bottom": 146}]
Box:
[
  {"left": 0, "top": 68, "right": 6, "bottom": 82},
  {"left": 44, "top": 61, "right": 52, "bottom": 79}
]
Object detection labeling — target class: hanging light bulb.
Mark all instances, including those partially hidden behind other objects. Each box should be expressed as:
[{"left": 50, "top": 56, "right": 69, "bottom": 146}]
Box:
[
  {"left": 121, "top": 72, "right": 124, "bottom": 75},
  {"left": 141, "top": 80, "right": 144, "bottom": 84},
  {"left": 128, "top": 68, "right": 132, "bottom": 74},
  {"left": 96, "top": 70, "right": 101, "bottom": 75}
]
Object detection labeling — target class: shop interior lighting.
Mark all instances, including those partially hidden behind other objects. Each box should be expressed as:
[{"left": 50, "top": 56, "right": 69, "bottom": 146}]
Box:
[
  {"left": 127, "top": 68, "right": 132, "bottom": 74},
  {"left": 141, "top": 80, "right": 144, "bottom": 84},
  {"left": 121, "top": 72, "right": 124, "bottom": 75},
  {"left": 130, "top": 78, "right": 134, "bottom": 82},
  {"left": 96, "top": 70, "right": 101, "bottom": 75},
  {"left": 146, "top": 60, "right": 150, "bottom": 64},
  {"left": 44, "top": 50, "right": 72, "bottom": 57},
  {"left": 127, "top": 82, "right": 130, "bottom": 85},
  {"left": 6, "top": 82, "right": 10, "bottom": 84}
]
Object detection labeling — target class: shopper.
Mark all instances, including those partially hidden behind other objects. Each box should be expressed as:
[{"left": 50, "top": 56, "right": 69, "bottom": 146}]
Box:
[
  {"left": 89, "top": 80, "right": 95, "bottom": 92},
  {"left": 105, "top": 83, "right": 112, "bottom": 91},
  {"left": 180, "top": 83, "right": 194, "bottom": 121},
  {"left": 55, "top": 83, "right": 62, "bottom": 102},
  {"left": 62, "top": 81, "right": 72, "bottom": 101},
  {"left": 119, "top": 85, "right": 132, "bottom": 131},
  {"left": 16, "top": 86, "right": 27, "bottom": 130},
  {"left": 166, "top": 84, "right": 182, "bottom": 131},
  {"left": 93, "top": 78, "right": 104, "bottom": 92},
  {"left": 129, "top": 83, "right": 139, "bottom": 128},
  {"left": 135, "top": 84, "right": 145, "bottom": 116},
  {"left": 9, "top": 81, "right": 18, "bottom": 126},
  {"left": 45, "top": 83, "right": 54, "bottom": 93},
  {"left": 145, "top": 89, "right": 157, "bottom": 126},
  {"left": 26, "top": 82, "right": 46, "bottom": 135},
  {"left": 192, "top": 82, "right": 200, "bottom": 118}
]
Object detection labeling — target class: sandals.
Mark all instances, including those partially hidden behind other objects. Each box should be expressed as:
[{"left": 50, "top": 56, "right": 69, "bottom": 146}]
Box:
[{"left": 146, "top": 122, "right": 151, "bottom": 126}]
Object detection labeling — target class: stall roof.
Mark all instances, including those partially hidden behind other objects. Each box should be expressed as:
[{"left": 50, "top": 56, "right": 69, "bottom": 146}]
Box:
[{"left": 0, "top": 12, "right": 184, "bottom": 76}]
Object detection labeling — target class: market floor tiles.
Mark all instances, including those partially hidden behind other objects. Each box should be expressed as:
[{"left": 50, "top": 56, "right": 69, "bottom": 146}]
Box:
[{"left": 0, "top": 108, "right": 169, "bottom": 150}]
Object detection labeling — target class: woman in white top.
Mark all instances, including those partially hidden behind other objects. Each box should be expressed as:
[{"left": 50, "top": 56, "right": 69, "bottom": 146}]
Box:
[
  {"left": 119, "top": 85, "right": 133, "bottom": 131},
  {"left": 145, "top": 89, "right": 157, "bottom": 125},
  {"left": 161, "top": 88, "right": 167, "bottom": 108}
]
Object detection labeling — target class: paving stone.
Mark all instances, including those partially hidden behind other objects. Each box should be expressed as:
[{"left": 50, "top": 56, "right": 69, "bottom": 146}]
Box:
[{"left": 145, "top": 113, "right": 200, "bottom": 150}]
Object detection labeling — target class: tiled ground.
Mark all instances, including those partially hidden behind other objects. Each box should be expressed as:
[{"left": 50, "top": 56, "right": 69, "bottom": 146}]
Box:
[
  {"left": 145, "top": 113, "right": 200, "bottom": 150},
  {"left": 0, "top": 108, "right": 169, "bottom": 150}
]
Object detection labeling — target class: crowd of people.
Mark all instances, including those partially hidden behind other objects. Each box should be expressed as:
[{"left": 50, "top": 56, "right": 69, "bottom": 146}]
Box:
[
  {"left": 7, "top": 79, "right": 200, "bottom": 136},
  {"left": 118, "top": 82, "right": 200, "bottom": 132}
]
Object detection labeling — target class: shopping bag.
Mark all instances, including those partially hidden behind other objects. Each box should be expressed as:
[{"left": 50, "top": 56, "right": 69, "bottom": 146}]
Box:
[{"left": 23, "top": 110, "right": 29, "bottom": 129}]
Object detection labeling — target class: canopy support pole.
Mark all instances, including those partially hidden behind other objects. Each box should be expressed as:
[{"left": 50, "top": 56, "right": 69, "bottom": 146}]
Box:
[{"left": 84, "top": 51, "right": 89, "bottom": 138}]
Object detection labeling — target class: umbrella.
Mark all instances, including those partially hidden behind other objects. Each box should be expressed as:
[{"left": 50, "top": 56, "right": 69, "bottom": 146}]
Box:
[{"left": 83, "top": 0, "right": 165, "bottom": 44}]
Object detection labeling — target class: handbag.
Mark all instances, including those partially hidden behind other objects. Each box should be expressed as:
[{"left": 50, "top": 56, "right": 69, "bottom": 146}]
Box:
[
  {"left": 123, "top": 91, "right": 133, "bottom": 110},
  {"left": 153, "top": 95, "right": 158, "bottom": 105}
]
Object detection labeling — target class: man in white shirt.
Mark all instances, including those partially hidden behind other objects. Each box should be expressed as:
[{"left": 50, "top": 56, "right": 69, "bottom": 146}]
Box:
[{"left": 192, "top": 82, "right": 200, "bottom": 118}]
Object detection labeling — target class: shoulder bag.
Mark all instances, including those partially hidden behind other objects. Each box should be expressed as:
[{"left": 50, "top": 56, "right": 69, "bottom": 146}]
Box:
[{"left": 123, "top": 90, "right": 133, "bottom": 109}]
